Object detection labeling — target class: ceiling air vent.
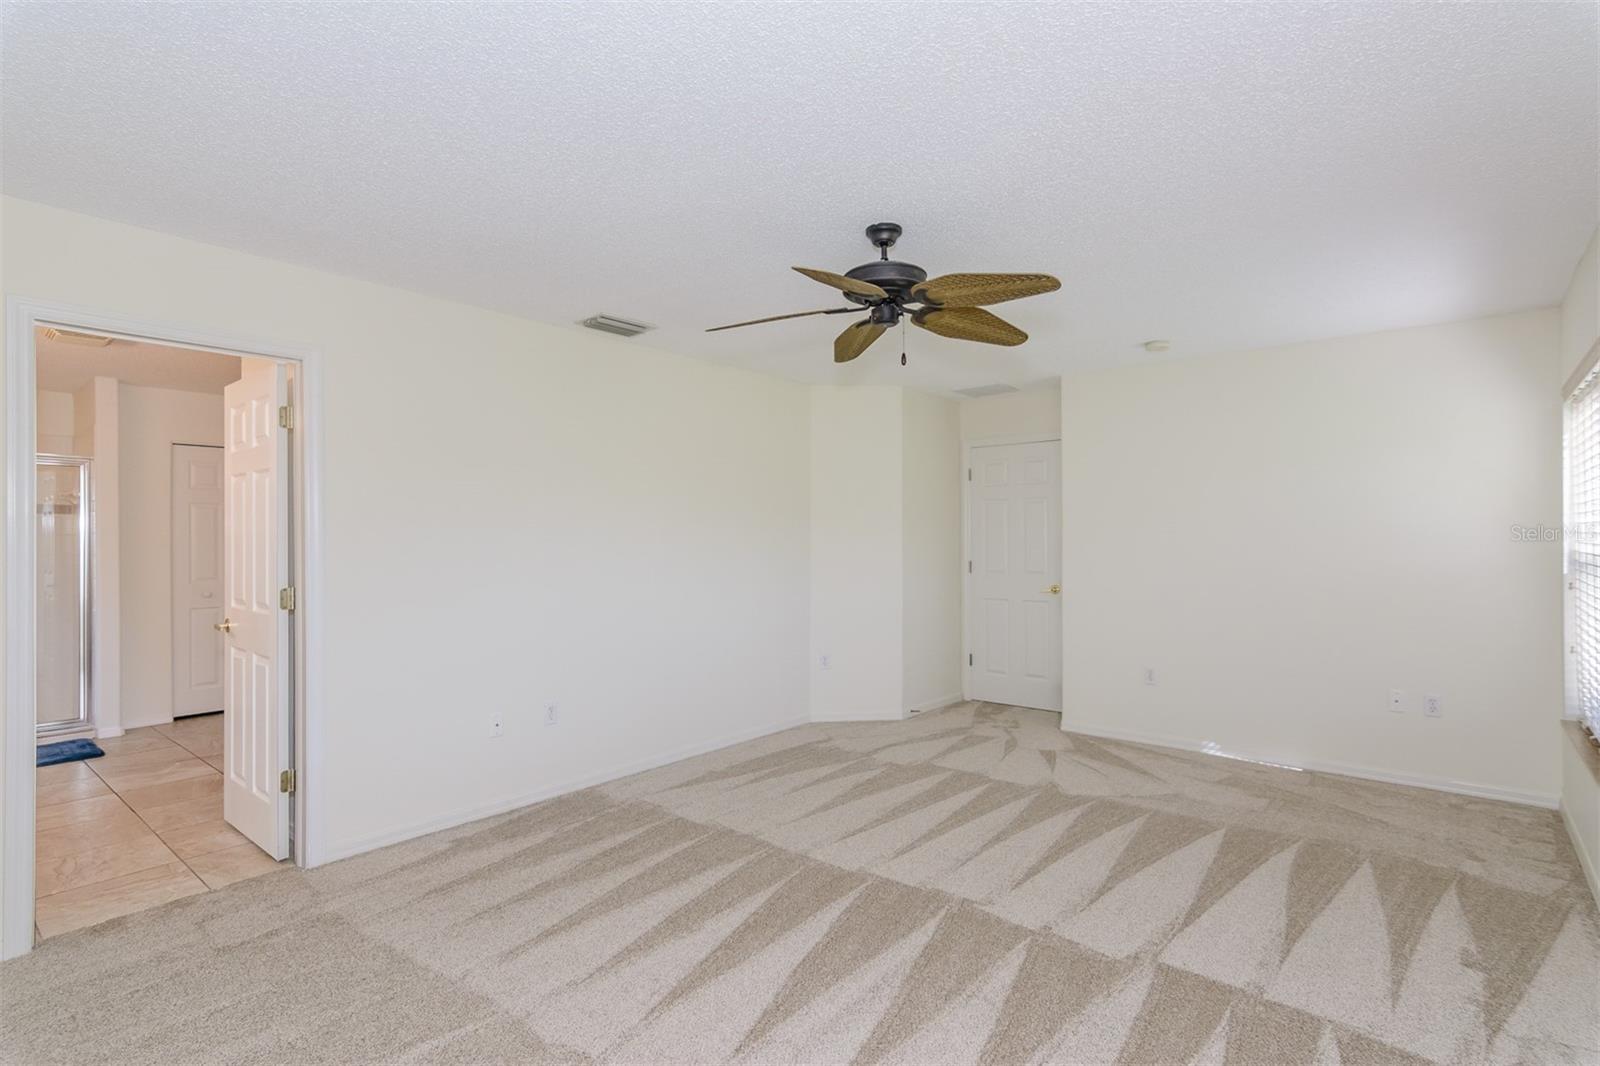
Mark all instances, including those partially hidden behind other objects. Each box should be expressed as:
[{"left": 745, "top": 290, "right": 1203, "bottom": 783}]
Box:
[
  {"left": 953, "top": 383, "right": 1020, "bottom": 399},
  {"left": 580, "top": 314, "right": 653, "bottom": 338},
  {"left": 41, "top": 327, "right": 114, "bottom": 348}
]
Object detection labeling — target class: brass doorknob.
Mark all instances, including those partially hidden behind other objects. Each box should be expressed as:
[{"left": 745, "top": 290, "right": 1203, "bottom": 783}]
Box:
[
  {"left": 1043, "top": 584, "right": 1062, "bottom": 595},
  {"left": 214, "top": 618, "right": 234, "bottom": 633}
]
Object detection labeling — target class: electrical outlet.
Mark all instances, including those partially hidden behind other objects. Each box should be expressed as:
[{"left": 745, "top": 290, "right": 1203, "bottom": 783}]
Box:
[
  {"left": 490, "top": 711, "right": 504, "bottom": 738},
  {"left": 545, "top": 703, "right": 559, "bottom": 726},
  {"left": 1424, "top": 694, "right": 1443, "bottom": 718},
  {"left": 1143, "top": 667, "right": 1157, "bottom": 686},
  {"left": 1389, "top": 689, "right": 1405, "bottom": 714}
]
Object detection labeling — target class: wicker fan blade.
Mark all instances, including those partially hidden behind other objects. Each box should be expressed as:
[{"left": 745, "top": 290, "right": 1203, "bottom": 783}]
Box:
[
  {"left": 834, "top": 320, "right": 886, "bottom": 363},
  {"left": 912, "top": 307, "right": 1028, "bottom": 346},
  {"left": 706, "top": 307, "right": 859, "bottom": 332},
  {"left": 794, "top": 267, "right": 889, "bottom": 300},
  {"left": 912, "top": 273, "right": 1060, "bottom": 308}
]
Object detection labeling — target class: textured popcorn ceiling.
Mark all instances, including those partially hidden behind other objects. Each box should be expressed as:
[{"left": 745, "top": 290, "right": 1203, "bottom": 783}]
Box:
[{"left": 2, "top": 2, "right": 1595, "bottom": 393}]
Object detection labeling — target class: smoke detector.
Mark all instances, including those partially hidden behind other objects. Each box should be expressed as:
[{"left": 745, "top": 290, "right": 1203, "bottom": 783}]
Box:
[
  {"left": 953, "top": 383, "right": 1020, "bottom": 399},
  {"left": 41, "top": 328, "right": 114, "bottom": 348},
  {"left": 580, "top": 314, "right": 654, "bottom": 338}
]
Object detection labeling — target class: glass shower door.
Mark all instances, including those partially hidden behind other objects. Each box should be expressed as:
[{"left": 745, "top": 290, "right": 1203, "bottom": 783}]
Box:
[{"left": 37, "top": 455, "right": 91, "bottom": 736}]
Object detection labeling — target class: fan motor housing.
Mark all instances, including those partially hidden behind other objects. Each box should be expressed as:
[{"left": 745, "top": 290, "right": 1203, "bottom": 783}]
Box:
[{"left": 843, "top": 260, "right": 927, "bottom": 304}]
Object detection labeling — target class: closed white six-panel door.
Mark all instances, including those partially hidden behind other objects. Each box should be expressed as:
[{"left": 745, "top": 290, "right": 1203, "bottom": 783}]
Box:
[
  {"left": 171, "top": 444, "right": 225, "bottom": 717},
  {"left": 968, "top": 440, "right": 1062, "bottom": 710},
  {"left": 221, "top": 360, "right": 290, "bottom": 859}
]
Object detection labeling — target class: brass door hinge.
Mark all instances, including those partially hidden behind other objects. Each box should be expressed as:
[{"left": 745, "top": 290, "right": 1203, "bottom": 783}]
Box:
[
  {"left": 278, "top": 405, "right": 295, "bottom": 430},
  {"left": 279, "top": 586, "right": 296, "bottom": 611},
  {"left": 280, "top": 769, "right": 296, "bottom": 794}
]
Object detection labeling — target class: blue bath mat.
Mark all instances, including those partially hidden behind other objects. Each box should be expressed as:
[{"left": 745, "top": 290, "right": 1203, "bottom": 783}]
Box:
[{"left": 36, "top": 738, "right": 104, "bottom": 767}]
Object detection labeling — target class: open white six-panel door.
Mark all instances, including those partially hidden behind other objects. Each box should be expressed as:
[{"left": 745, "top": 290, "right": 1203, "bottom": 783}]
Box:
[{"left": 221, "top": 359, "right": 291, "bottom": 859}]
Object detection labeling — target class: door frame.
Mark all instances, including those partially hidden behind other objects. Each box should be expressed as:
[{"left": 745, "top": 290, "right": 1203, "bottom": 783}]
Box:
[
  {"left": 960, "top": 432, "right": 1062, "bottom": 705},
  {"left": 3, "top": 297, "right": 327, "bottom": 959},
  {"left": 170, "top": 442, "right": 225, "bottom": 720}
]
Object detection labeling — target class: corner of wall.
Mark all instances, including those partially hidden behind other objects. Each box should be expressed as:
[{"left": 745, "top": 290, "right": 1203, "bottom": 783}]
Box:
[
  {"left": 90, "top": 377, "right": 121, "bottom": 737},
  {"left": 807, "top": 386, "right": 906, "bottom": 722},
  {"left": 805, "top": 385, "right": 964, "bottom": 723},
  {"left": 901, "top": 389, "right": 962, "bottom": 713}
]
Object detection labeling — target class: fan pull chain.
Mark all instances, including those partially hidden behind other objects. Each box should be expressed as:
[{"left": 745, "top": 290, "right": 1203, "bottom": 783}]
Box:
[{"left": 901, "top": 317, "right": 908, "bottom": 366}]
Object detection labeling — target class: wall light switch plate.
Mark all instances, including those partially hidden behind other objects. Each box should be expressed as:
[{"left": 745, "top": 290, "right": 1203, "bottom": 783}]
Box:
[
  {"left": 1424, "top": 694, "right": 1442, "bottom": 718},
  {"left": 544, "top": 703, "right": 559, "bottom": 726},
  {"left": 490, "top": 712, "right": 504, "bottom": 738},
  {"left": 1143, "top": 667, "right": 1157, "bottom": 686},
  {"left": 1389, "top": 689, "right": 1405, "bottom": 714}
]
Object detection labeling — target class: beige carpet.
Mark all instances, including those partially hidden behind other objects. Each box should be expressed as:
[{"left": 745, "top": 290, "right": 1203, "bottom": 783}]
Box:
[{"left": 3, "top": 703, "right": 1596, "bottom": 1065}]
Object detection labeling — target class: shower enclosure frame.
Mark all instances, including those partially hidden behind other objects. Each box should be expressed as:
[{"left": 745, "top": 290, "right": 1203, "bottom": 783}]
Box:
[{"left": 34, "top": 453, "right": 93, "bottom": 739}]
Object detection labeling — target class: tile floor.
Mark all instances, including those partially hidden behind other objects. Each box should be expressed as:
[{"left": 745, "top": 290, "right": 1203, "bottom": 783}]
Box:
[{"left": 34, "top": 713, "right": 285, "bottom": 941}]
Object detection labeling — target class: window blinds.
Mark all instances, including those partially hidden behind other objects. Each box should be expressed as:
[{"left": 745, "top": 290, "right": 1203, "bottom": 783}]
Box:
[{"left": 1569, "top": 376, "right": 1600, "bottom": 740}]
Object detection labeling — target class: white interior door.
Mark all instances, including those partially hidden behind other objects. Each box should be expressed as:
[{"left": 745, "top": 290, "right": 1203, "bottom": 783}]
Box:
[
  {"left": 967, "top": 440, "right": 1063, "bottom": 710},
  {"left": 221, "top": 360, "right": 290, "bottom": 859},
  {"left": 172, "top": 445, "right": 225, "bottom": 718}
]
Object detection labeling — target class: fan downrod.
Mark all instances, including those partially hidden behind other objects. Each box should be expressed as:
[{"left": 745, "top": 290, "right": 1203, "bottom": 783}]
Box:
[{"left": 865, "top": 222, "right": 902, "bottom": 259}]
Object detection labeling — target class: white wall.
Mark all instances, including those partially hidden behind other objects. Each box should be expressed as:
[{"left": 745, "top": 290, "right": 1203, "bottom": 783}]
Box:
[
  {"left": 809, "top": 387, "right": 904, "bottom": 720},
  {"left": 70, "top": 381, "right": 93, "bottom": 456},
  {"left": 960, "top": 383, "right": 1061, "bottom": 441},
  {"left": 35, "top": 389, "right": 73, "bottom": 453},
  {"left": 117, "top": 383, "right": 226, "bottom": 728},
  {"left": 901, "top": 390, "right": 962, "bottom": 711},
  {"left": 0, "top": 197, "right": 814, "bottom": 917},
  {"left": 1060, "top": 309, "right": 1563, "bottom": 804}
]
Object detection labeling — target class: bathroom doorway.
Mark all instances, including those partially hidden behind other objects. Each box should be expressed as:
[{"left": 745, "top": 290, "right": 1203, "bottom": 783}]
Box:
[{"left": 24, "top": 324, "right": 304, "bottom": 943}]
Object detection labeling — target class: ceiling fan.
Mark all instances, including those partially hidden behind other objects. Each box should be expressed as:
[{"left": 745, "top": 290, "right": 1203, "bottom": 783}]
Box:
[{"left": 706, "top": 223, "right": 1060, "bottom": 364}]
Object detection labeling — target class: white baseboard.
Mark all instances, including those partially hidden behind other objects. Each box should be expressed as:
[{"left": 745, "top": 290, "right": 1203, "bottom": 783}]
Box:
[
  {"left": 320, "top": 713, "right": 812, "bottom": 865},
  {"left": 37, "top": 727, "right": 94, "bottom": 744},
  {"left": 1061, "top": 719, "right": 1560, "bottom": 810},
  {"left": 908, "top": 692, "right": 965, "bottom": 715},
  {"left": 93, "top": 726, "right": 124, "bottom": 739},
  {"left": 1561, "top": 801, "right": 1600, "bottom": 908}
]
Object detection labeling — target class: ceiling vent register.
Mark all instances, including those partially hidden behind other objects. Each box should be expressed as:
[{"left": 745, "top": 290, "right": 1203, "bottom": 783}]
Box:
[
  {"left": 581, "top": 314, "right": 654, "bottom": 338},
  {"left": 953, "top": 383, "right": 1021, "bottom": 398}
]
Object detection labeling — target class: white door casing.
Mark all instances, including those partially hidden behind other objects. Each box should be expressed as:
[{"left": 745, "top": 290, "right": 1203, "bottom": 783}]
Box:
[
  {"left": 222, "top": 360, "right": 291, "bottom": 859},
  {"left": 171, "top": 445, "right": 225, "bottom": 717},
  {"left": 3, "top": 299, "right": 323, "bottom": 962},
  {"left": 966, "top": 440, "right": 1063, "bottom": 710}
]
